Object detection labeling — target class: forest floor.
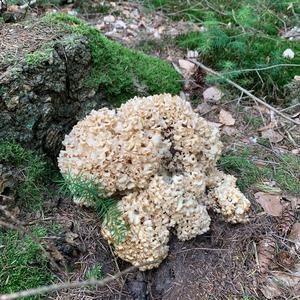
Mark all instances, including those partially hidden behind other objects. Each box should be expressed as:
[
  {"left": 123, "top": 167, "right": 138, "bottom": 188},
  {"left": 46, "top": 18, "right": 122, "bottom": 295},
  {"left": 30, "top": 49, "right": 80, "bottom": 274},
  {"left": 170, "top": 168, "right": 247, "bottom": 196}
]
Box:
[{"left": 0, "top": 1, "right": 300, "bottom": 300}]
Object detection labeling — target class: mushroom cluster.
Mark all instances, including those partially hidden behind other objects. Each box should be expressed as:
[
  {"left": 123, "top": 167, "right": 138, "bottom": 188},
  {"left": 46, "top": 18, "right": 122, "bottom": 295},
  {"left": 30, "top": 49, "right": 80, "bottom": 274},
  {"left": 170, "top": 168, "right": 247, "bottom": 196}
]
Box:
[{"left": 58, "top": 94, "right": 250, "bottom": 270}]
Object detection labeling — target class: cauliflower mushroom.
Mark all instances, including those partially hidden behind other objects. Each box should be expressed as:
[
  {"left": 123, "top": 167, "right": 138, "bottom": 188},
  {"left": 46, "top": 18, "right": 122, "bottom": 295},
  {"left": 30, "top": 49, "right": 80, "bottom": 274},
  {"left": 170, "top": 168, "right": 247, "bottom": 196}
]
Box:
[{"left": 58, "top": 94, "right": 251, "bottom": 270}]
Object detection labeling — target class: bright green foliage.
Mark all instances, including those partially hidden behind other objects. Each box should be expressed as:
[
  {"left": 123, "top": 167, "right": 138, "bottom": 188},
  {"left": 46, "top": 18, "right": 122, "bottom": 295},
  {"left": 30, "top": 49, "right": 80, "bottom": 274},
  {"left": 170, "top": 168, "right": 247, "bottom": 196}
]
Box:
[
  {"left": 85, "top": 263, "right": 103, "bottom": 280},
  {"left": 218, "top": 149, "right": 300, "bottom": 194},
  {"left": 58, "top": 172, "right": 128, "bottom": 244},
  {"left": 0, "top": 141, "right": 49, "bottom": 209},
  {"left": 218, "top": 150, "right": 263, "bottom": 191},
  {"left": 43, "top": 13, "right": 182, "bottom": 106},
  {"left": 0, "top": 227, "right": 53, "bottom": 299},
  {"left": 147, "top": 0, "right": 300, "bottom": 101}
]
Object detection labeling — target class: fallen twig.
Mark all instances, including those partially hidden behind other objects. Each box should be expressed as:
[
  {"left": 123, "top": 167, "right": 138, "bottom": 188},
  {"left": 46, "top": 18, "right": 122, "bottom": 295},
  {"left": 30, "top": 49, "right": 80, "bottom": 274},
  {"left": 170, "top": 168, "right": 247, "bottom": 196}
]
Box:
[
  {"left": 221, "top": 63, "right": 300, "bottom": 75},
  {"left": 189, "top": 59, "right": 300, "bottom": 125},
  {"left": 0, "top": 263, "right": 151, "bottom": 300}
]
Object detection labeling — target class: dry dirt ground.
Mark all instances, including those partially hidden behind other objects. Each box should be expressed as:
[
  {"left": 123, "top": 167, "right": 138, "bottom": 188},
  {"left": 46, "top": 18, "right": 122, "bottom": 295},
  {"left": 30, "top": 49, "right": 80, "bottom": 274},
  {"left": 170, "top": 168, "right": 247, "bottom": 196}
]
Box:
[{"left": 1, "top": 1, "right": 300, "bottom": 300}]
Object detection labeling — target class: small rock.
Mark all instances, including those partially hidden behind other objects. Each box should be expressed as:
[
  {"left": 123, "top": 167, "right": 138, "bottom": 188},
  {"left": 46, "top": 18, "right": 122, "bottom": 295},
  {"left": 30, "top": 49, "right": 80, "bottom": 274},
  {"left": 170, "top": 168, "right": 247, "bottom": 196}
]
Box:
[
  {"left": 129, "top": 23, "right": 139, "bottom": 30},
  {"left": 7, "top": 5, "right": 20, "bottom": 13},
  {"left": 153, "top": 30, "right": 161, "bottom": 39},
  {"left": 103, "top": 15, "right": 115, "bottom": 23},
  {"left": 178, "top": 59, "right": 196, "bottom": 78},
  {"left": 67, "top": 10, "right": 78, "bottom": 16},
  {"left": 115, "top": 20, "right": 126, "bottom": 29},
  {"left": 187, "top": 50, "right": 198, "bottom": 59},
  {"left": 294, "top": 75, "right": 300, "bottom": 81},
  {"left": 282, "top": 48, "right": 295, "bottom": 59},
  {"left": 95, "top": 22, "right": 105, "bottom": 30},
  {"left": 203, "top": 86, "right": 223, "bottom": 102}
]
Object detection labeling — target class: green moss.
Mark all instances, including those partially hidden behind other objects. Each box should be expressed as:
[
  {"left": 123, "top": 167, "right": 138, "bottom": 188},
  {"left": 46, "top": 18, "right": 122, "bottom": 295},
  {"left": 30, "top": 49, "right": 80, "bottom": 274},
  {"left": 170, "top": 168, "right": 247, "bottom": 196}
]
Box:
[
  {"left": 218, "top": 150, "right": 264, "bottom": 191},
  {"left": 43, "top": 13, "right": 182, "bottom": 105},
  {"left": 0, "top": 227, "right": 53, "bottom": 299},
  {"left": 24, "top": 49, "right": 52, "bottom": 66},
  {"left": 0, "top": 141, "right": 50, "bottom": 209}
]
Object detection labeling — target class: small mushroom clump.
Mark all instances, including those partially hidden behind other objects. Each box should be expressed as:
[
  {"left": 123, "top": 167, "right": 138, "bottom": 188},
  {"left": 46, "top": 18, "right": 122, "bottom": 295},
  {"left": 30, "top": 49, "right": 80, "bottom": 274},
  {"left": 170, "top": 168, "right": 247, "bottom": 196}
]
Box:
[{"left": 58, "top": 94, "right": 251, "bottom": 270}]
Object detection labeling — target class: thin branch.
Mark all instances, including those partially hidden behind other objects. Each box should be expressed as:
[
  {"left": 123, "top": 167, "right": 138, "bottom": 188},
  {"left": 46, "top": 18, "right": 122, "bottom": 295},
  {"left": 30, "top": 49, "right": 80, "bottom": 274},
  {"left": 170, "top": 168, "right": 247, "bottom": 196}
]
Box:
[
  {"left": 0, "top": 263, "right": 152, "bottom": 300},
  {"left": 189, "top": 59, "right": 300, "bottom": 125},
  {"left": 0, "top": 220, "right": 65, "bottom": 275},
  {"left": 221, "top": 64, "right": 300, "bottom": 75}
]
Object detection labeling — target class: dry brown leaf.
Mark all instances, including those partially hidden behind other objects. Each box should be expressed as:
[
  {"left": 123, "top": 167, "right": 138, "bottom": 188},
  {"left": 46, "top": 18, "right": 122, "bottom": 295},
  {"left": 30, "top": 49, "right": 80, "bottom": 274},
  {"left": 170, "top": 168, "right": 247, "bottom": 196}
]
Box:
[
  {"left": 222, "top": 126, "right": 238, "bottom": 136},
  {"left": 203, "top": 86, "right": 223, "bottom": 102},
  {"left": 194, "top": 102, "right": 212, "bottom": 114},
  {"left": 178, "top": 59, "right": 196, "bottom": 79},
  {"left": 260, "top": 277, "right": 282, "bottom": 299},
  {"left": 260, "top": 271, "right": 300, "bottom": 299},
  {"left": 254, "top": 105, "right": 270, "bottom": 114},
  {"left": 258, "top": 121, "right": 276, "bottom": 132},
  {"left": 208, "top": 121, "right": 222, "bottom": 128},
  {"left": 219, "top": 109, "right": 235, "bottom": 126},
  {"left": 261, "top": 129, "right": 283, "bottom": 143},
  {"left": 254, "top": 192, "right": 283, "bottom": 216}
]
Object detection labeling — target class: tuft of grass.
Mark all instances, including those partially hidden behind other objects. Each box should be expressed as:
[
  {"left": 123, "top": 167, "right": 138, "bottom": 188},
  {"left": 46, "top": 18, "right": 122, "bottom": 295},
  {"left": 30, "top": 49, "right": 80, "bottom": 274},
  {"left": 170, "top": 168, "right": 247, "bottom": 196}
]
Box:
[
  {"left": 85, "top": 263, "right": 103, "bottom": 280},
  {"left": 244, "top": 115, "right": 264, "bottom": 130},
  {"left": 0, "top": 227, "right": 53, "bottom": 299},
  {"left": 43, "top": 13, "right": 182, "bottom": 106},
  {"left": 58, "top": 172, "right": 128, "bottom": 244},
  {"left": 0, "top": 141, "right": 50, "bottom": 209},
  {"left": 218, "top": 148, "right": 300, "bottom": 194},
  {"left": 272, "top": 154, "right": 300, "bottom": 194}
]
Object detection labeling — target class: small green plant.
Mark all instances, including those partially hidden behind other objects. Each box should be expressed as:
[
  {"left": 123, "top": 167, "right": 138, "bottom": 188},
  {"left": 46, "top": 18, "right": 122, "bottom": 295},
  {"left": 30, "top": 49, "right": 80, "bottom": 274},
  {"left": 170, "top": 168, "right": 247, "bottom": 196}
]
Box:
[
  {"left": 58, "top": 172, "right": 128, "bottom": 244},
  {"left": 85, "top": 263, "right": 103, "bottom": 280},
  {"left": 0, "top": 227, "right": 53, "bottom": 299},
  {"left": 0, "top": 141, "right": 50, "bottom": 209}
]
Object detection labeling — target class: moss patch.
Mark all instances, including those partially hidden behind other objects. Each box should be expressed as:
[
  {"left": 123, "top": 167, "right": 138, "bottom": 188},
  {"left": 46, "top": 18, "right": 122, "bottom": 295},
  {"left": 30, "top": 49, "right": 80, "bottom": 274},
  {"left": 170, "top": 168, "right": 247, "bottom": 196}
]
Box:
[
  {"left": 42, "top": 13, "right": 181, "bottom": 105},
  {"left": 0, "top": 227, "right": 53, "bottom": 299},
  {"left": 0, "top": 141, "right": 51, "bottom": 209}
]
